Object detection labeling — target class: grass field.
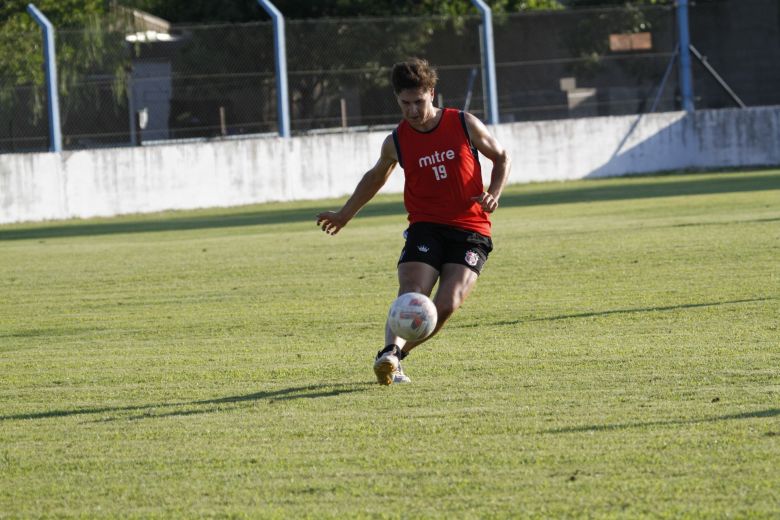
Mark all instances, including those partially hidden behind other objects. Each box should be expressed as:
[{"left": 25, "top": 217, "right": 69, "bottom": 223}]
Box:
[{"left": 1, "top": 169, "right": 779, "bottom": 518}]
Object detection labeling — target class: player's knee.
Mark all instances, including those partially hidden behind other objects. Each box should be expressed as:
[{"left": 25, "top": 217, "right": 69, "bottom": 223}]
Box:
[
  {"left": 435, "top": 288, "right": 469, "bottom": 323},
  {"left": 435, "top": 300, "right": 457, "bottom": 322},
  {"left": 400, "top": 283, "right": 426, "bottom": 295}
]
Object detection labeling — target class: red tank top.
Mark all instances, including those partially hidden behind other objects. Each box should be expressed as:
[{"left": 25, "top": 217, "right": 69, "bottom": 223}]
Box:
[{"left": 393, "top": 108, "right": 491, "bottom": 236}]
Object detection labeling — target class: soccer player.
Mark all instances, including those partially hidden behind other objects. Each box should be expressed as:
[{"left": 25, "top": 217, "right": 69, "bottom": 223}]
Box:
[{"left": 316, "top": 58, "right": 510, "bottom": 385}]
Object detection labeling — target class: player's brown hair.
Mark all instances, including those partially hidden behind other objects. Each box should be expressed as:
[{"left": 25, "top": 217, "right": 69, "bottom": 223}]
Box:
[{"left": 391, "top": 58, "right": 438, "bottom": 94}]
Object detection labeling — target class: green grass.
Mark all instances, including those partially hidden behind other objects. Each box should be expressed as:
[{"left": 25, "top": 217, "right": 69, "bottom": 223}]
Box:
[{"left": 1, "top": 169, "right": 779, "bottom": 518}]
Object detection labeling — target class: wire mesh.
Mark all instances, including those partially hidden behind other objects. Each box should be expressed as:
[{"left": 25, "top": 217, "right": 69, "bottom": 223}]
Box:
[
  {"left": 688, "top": 0, "right": 780, "bottom": 109},
  {"left": 285, "top": 15, "right": 486, "bottom": 130},
  {"left": 1, "top": 0, "right": 778, "bottom": 154},
  {"left": 156, "top": 22, "right": 277, "bottom": 140},
  {"left": 494, "top": 6, "right": 679, "bottom": 121},
  {"left": 0, "top": 29, "right": 49, "bottom": 153}
]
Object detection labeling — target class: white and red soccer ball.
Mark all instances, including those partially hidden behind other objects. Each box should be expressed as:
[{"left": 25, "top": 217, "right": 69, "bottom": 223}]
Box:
[{"left": 387, "top": 292, "right": 438, "bottom": 341}]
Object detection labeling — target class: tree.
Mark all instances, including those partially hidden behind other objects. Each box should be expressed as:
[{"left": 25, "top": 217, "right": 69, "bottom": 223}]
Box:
[
  {"left": 564, "top": 0, "right": 672, "bottom": 6},
  {"left": 0, "top": 0, "right": 112, "bottom": 97},
  {"left": 118, "top": 0, "right": 566, "bottom": 24},
  {"left": 0, "top": 1, "right": 133, "bottom": 148}
]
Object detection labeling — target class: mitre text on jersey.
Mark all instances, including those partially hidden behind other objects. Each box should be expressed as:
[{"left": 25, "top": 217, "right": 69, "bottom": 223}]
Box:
[{"left": 417, "top": 149, "right": 456, "bottom": 168}]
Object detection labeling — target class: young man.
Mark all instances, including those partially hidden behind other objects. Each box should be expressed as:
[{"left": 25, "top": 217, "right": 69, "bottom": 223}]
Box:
[{"left": 316, "top": 58, "right": 510, "bottom": 385}]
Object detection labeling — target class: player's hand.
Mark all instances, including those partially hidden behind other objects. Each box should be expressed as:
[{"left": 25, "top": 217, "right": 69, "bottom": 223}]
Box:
[
  {"left": 471, "top": 192, "right": 499, "bottom": 213},
  {"left": 316, "top": 211, "right": 348, "bottom": 235}
]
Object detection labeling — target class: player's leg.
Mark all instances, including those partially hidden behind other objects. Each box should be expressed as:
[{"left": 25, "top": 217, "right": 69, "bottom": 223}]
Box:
[
  {"left": 401, "top": 263, "right": 478, "bottom": 354},
  {"left": 400, "top": 226, "right": 492, "bottom": 354},
  {"left": 385, "top": 261, "right": 439, "bottom": 347},
  {"left": 374, "top": 261, "right": 438, "bottom": 385}
]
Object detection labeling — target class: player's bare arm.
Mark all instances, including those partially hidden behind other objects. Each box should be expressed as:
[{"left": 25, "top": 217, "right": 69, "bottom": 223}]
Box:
[
  {"left": 465, "top": 112, "right": 511, "bottom": 213},
  {"left": 316, "top": 134, "right": 398, "bottom": 235}
]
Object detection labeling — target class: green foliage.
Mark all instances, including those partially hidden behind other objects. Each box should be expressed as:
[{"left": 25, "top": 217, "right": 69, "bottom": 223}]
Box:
[
  {"left": 1, "top": 169, "right": 779, "bottom": 516},
  {"left": 565, "top": 0, "right": 673, "bottom": 6},
  {"left": 118, "top": 0, "right": 565, "bottom": 23},
  {"left": 0, "top": 0, "right": 110, "bottom": 87},
  {"left": 120, "top": 0, "right": 263, "bottom": 24},
  {"left": 0, "top": 1, "right": 131, "bottom": 122},
  {"left": 0, "top": 0, "right": 105, "bottom": 28}
]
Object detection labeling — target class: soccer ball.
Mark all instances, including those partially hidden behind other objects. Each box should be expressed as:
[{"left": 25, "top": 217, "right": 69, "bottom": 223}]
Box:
[{"left": 387, "top": 292, "right": 437, "bottom": 341}]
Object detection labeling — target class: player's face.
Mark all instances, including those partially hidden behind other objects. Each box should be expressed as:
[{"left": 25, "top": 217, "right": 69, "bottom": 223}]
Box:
[{"left": 396, "top": 88, "right": 435, "bottom": 127}]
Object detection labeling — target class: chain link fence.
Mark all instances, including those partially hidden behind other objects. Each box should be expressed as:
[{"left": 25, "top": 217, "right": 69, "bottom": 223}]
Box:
[
  {"left": 1, "top": 0, "right": 778, "bottom": 153},
  {"left": 0, "top": 28, "right": 49, "bottom": 152}
]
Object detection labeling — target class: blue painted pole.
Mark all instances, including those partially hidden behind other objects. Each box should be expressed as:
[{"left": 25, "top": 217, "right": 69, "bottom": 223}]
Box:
[
  {"left": 676, "top": 0, "right": 695, "bottom": 112},
  {"left": 470, "top": 0, "right": 499, "bottom": 124},
  {"left": 27, "top": 4, "right": 62, "bottom": 152},
  {"left": 257, "top": 0, "right": 291, "bottom": 138}
]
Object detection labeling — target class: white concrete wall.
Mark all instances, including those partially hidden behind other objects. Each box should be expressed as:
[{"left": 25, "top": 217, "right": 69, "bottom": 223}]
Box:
[
  {"left": 498, "top": 107, "right": 780, "bottom": 182},
  {"left": 1, "top": 107, "right": 779, "bottom": 224}
]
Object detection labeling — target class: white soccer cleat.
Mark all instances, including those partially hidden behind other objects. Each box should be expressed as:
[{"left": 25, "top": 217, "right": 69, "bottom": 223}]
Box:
[
  {"left": 392, "top": 362, "right": 411, "bottom": 384},
  {"left": 373, "top": 351, "right": 399, "bottom": 386}
]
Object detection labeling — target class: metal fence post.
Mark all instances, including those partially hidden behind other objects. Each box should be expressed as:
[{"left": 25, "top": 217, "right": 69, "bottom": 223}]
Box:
[
  {"left": 26, "top": 4, "right": 62, "bottom": 152},
  {"left": 677, "top": 0, "right": 695, "bottom": 112},
  {"left": 257, "top": 0, "right": 291, "bottom": 138},
  {"left": 470, "top": 0, "right": 499, "bottom": 124}
]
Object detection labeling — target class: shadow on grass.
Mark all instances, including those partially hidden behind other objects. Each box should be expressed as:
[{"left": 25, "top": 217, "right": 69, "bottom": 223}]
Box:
[
  {"left": 0, "top": 382, "right": 374, "bottom": 422},
  {"left": 2, "top": 170, "right": 777, "bottom": 241},
  {"left": 541, "top": 408, "right": 780, "bottom": 435},
  {"left": 667, "top": 216, "right": 780, "bottom": 228},
  {"left": 0, "top": 205, "right": 397, "bottom": 242},
  {"left": 499, "top": 169, "right": 780, "bottom": 210},
  {"left": 477, "top": 297, "right": 777, "bottom": 328}
]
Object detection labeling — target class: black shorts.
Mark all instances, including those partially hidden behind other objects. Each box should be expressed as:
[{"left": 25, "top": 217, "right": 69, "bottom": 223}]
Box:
[{"left": 398, "top": 222, "right": 494, "bottom": 275}]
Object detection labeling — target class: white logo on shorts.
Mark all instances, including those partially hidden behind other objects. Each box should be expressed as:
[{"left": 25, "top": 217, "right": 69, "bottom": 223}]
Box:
[
  {"left": 417, "top": 244, "right": 430, "bottom": 253},
  {"left": 465, "top": 250, "right": 479, "bottom": 266}
]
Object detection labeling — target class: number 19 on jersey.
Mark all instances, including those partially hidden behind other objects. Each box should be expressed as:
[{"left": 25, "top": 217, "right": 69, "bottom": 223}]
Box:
[{"left": 432, "top": 165, "right": 448, "bottom": 181}]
